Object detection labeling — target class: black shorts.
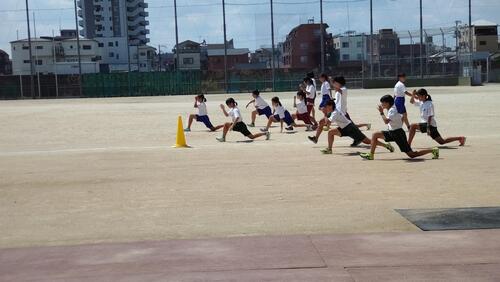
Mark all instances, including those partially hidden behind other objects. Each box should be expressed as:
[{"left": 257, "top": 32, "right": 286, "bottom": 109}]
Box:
[
  {"left": 383, "top": 128, "right": 412, "bottom": 153},
  {"left": 233, "top": 122, "right": 252, "bottom": 137},
  {"left": 419, "top": 123, "right": 441, "bottom": 140},
  {"left": 339, "top": 123, "right": 366, "bottom": 143}
]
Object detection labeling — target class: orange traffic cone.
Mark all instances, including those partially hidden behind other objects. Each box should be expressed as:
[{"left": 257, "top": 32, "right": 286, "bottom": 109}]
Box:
[{"left": 173, "top": 115, "right": 190, "bottom": 148}]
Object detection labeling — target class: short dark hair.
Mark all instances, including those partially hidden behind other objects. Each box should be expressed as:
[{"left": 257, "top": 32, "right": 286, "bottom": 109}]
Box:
[
  {"left": 225, "top": 97, "right": 237, "bottom": 106},
  {"left": 380, "top": 94, "right": 394, "bottom": 106},
  {"left": 320, "top": 73, "right": 328, "bottom": 79},
  {"left": 296, "top": 90, "right": 306, "bottom": 99},
  {"left": 196, "top": 94, "right": 207, "bottom": 102},
  {"left": 252, "top": 89, "right": 260, "bottom": 96},
  {"left": 325, "top": 99, "right": 336, "bottom": 109},
  {"left": 307, "top": 71, "right": 315, "bottom": 79},
  {"left": 271, "top": 96, "right": 282, "bottom": 107},
  {"left": 333, "top": 76, "right": 346, "bottom": 86},
  {"left": 398, "top": 73, "right": 406, "bottom": 78}
]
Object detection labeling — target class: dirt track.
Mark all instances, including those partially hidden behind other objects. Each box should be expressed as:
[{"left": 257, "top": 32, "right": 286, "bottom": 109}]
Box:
[{"left": 1, "top": 84, "right": 499, "bottom": 248}]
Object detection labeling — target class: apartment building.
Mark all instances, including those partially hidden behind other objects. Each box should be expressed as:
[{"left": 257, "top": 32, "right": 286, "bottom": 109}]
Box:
[
  {"left": 77, "top": 0, "right": 151, "bottom": 72},
  {"left": 10, "top": 37, "right": 100, "bottom": 75}
]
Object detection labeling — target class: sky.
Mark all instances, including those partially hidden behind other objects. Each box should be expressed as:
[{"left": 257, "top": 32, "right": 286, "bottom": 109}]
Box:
[{"left": 1, "top": 0, "right": 500, "bottom": 56}]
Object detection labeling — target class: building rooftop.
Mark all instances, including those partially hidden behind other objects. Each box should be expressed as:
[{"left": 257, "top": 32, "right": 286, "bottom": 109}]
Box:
[
  {"left": 472, "top": 20, "right": 497, "bottom": 27},
  {"left": 10, "top": 37, "right": 97, "bottom": 44}
]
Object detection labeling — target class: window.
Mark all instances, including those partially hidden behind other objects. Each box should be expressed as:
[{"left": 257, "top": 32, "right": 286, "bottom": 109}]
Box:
[
  {"left": 98, "top": 43, "right": 104, "bottom": 47},
  {"left": 82, "top": 45, "right": 92, "bottom": 50},
  {"left": 36, "top": 60, "right": 43, "bottom": 65},
  {"left": 356, "top": 41, "right": 362, "bottom": 48},
  {"left": 36, "top": 46, "right": 43, "bottom": 50},
  {"left": 22, "top": 46, "right": 29, "bottom": 50},
  {"left": 300, "top": 43, "right": 308, "bottom": 49},
  {"left": 109, "top": 52, "right": 114, "bottom": 57},
  {"left": 300, "top": 56, "right": 308, "bottom": 63},
  {"left": 479, "top": 41, "right": 487, "bottom": 46},
  {"left": 183, "top": 57, "right": 194, "bottom": 65},
  {"left": 108, "top": 42, "right": 113, "bottom": 47},
  {"left": 342, "top": 42, "right": 349, "bottom": 48},
  {"left": 115, "top": 41, "right": 119, "bottom": 46},
  {"left": 116, "top": 54, "right": 119, "bottom": 59},
  {"left": 342, "top": 54, "right": 350, "bottom": 60},
  {"left": 23, "top": 60, "right": 31, "bottom": 64},
  {"left": 140, "top": 52, "right": 146, "bottom": 56},
  {"left": 357, "top": 54, "right": 363, "bottom": 60},
  {"left": 70, "top": 45, "right": 74, "bottom": 49}
]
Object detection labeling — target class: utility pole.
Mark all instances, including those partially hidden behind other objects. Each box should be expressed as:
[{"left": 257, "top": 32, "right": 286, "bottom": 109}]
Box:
[
  {"left": 419, "top": 0, "right": 423, "bottom": 78},
  {"left": 408, "top": 31, "right": 413, "bottom": 76},
  {"left": 270, "top": 0, "right": 276, "bottom": 91},
  {"left": 222, "top": 0, "right": 228, "bottom": 93},
  {"left": 174, "top": 0, "right": 180, "bottom": 71},
  {"left": 468, "top": 0, "right": 472, "bottom": 76},
  {"left": 369, "top": 0, "right": 373, "bottom": 79},
  {"left": 52, "top": 30, "right": 59, "bottom": 98},
  {"left": 320, "top": 0, "right": 325, "bottom": 73},
  {"left": 25, "top": 0, "right": 35, "bottom": 98},
  {"left": 73, "top": 0, "right": 83, "bottom": 96}
]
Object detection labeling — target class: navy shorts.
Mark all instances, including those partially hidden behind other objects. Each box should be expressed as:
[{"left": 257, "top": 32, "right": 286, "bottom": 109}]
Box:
[
  {"left": 257, "top": 106, "right": 272, "bottom": 118},
  {"left": 196, "top": 115, "right": 214, "bottom": 129},
  {"left": 233, "top": 122, "right": 252, "bottom": 137},
  {"left": 273, "top": 111, "right": 294, "bottom": 126},
  {"left": 319, "top": 95, "right": 331, "bottom": 109},
  {"left": 394, "top": 96, "right": 406, "bottom": 114}
]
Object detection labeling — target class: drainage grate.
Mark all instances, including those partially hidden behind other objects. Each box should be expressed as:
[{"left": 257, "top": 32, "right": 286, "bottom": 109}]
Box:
[{"left": 395, "top": 207, "right": 500, "bottom": 231}]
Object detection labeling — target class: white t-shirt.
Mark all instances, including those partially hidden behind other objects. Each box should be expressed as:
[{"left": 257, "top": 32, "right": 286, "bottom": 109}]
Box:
[
  {"left": 394, "top": 81, "right": 406, "bottom": 98},
  {"left": 197, "top": 101, "right": 208, "bottom": 116},
  {"left": 321, "top": 81, "right": 331, "bottom": 97},
  {"left": 387, "top": 106, "right": 403, "bottom": 131},
  {"left": 306, "top": 84, "right": 316, "bottom": 99},
  {"left": 254, "top": 96, "right": 269, "bottom": 110},
  {"left": 414, "top": 100, "right": 437, "bottom": 127},
  {"left": 328, "top": 110, "right": 351, "bottom": 129},
  {"left": 229, "top": 107, "right": 242, "bottom": 123},
  {"left": 311, "top": 78, "right": 317, "bottom": 89},
  {"left": 334, "top": 87, "right": 348, "bottom": 114},
  {"left": 274, "top": 105, "right": 287, "bottom": 119},
  {"left": 296, "top": 99, "right": 308, "bottom": 114}
]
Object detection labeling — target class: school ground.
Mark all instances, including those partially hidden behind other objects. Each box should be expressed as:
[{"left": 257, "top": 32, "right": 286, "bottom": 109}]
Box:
[{"left": 1, "top": 84, "right": 500, "bottom": 281}]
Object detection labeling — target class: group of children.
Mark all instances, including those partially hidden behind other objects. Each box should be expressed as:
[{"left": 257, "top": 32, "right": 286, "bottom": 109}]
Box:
[{"left": 184, "top": 72, "right": 466, "bottom": 160}]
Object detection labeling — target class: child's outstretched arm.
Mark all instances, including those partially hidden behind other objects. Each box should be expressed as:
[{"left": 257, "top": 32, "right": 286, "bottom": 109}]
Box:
[
  {"left": 193, "top": 97, "right": 198, "bottom": 108},
  {"left": 220, "top": 104, "right": 229, "bottom": 117},
  {"left": 245, "top": 99, "right": 255, "bottom": 108},
  {"left": 410, "top": 90, "right": 417, "bottom": 104}
]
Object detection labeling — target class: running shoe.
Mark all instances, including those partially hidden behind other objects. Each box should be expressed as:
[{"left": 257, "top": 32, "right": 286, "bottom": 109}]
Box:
[
  {"left": 184, "top": 128, "right": 191, "bottom": 132},
  {"left": 216, "top": 137, "right": 226, "bottom": 142},
  {"left": 285, "top": 126, "right": 294, "bottom": 131},
  {"left": 366, "top": 123, "right": 372, "bottom": 131},
  {"left": 247, "top": 123, "right": 255, "bottom": 127},
  {"left": 432, "top": 147, "right": 439, "bottom": 159},
  {"left": 323, "top": 126, "right": 330, "bottom": 131},
  {"left": 321, "top": 148, "right": 332, "bottom": 154},
  {"left": 360, "top": 152, "right": 374, "bottom": 160},
  {"left": 305, "top": 125, "right": 314, "bottom": 132},
  {"left": 350, "top": 140, "right": 363, "bottom": 147},
  {"left": 308, "top": 136, "right": 318, "bottom": 144},
  {"left": 385, "top": 143, "right": 395, "bottom": 153},
  {"left": 260, "top": 128, "right": 268, "bottom": 132},
  {"left": 459, "top": 136, "right": 466, "bottom": 146}
]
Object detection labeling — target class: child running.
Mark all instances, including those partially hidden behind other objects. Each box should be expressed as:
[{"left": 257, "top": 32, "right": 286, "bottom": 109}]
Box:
[
  {"left": 394, "top": 73, "right": 413, "bottom": 129},
  {"left": 217, "top": 98, "right": 270, "bottom": 142},
  {"left": 261, "top": 97, "right": 309, "bottom": 132},
  {"left": 318, "top": 73, "right": 333, "bottom": 111},
  {"left": 407, "top": 89, "right": 466, "bottom": 147},
  {"left": 315, "top": 100, "right": 393, "bottom": 155},
  {"left": 301, "top": 77, "right": 317, "bottom": 120},
  {"left": 185, "top": 94, "right": 224, "bottom": 132},
  {"left": 245, "top": 89, "right": 272, "bottom": 127},
  {"left": 360, "top": 95, "right": 439, "bottom": 160},
  {"left": 292, "top": 90, "right": 316, "bottom": 131}
]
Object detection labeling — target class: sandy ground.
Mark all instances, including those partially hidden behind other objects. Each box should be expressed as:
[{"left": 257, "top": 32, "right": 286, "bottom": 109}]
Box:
[{"left": 1, "top": 84, "right": 500, "bottom": 248}]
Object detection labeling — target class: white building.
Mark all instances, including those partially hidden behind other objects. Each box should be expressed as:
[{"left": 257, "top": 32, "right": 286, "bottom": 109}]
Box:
[
  {"left": 333, "top": 33, "right": 367, "bottom": 62},
  {"left": 78, "top": 0, "right": 152, "bottom": 72},
  {"left": 10, "top": 37, "right": 100, "bottom": 75}
]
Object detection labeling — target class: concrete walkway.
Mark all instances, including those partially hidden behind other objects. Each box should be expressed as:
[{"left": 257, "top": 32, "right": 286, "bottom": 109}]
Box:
[{"left": 1, "top": 230, "right": 500, "bottom": 281}]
